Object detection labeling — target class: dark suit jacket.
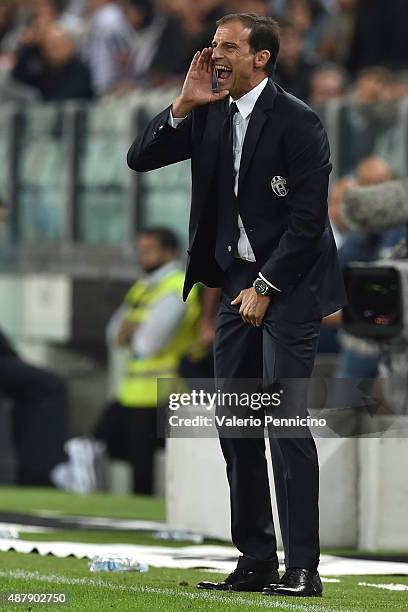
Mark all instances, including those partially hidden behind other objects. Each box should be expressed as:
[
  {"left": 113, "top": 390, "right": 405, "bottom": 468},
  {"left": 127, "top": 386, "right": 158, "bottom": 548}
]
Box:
[{"left": 127, "top": 79, "right": 347, "bottom": 322}]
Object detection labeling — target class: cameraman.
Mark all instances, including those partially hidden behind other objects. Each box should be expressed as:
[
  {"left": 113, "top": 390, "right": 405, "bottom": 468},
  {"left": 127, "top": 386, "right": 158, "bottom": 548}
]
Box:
[{"left": 327, "top": 157, "right": 405, "bottom": 379}]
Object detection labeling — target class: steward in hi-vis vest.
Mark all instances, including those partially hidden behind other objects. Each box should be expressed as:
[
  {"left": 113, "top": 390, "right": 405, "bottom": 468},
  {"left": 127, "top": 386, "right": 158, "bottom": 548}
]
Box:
[{"left": 117, "top": 265, "right": 201, "bottom": 408}]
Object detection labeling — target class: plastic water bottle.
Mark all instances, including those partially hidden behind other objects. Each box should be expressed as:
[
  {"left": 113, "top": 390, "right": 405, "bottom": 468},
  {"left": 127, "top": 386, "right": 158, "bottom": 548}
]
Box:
[
  {"left": 89, "top": 555, "right": 149, "bottom": 573},
  {"left": 0, "top": 527, "right": 19, "bottom": 539}
]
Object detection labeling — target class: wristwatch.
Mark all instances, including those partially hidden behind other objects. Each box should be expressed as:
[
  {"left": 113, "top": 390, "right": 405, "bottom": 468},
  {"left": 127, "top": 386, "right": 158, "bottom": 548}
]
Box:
[{"left": 253, "top": 276, "right": 273, "bottom": 297}]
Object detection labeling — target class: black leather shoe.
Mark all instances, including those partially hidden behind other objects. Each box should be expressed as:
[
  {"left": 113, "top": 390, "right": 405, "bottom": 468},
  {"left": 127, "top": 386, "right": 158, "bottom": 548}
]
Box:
[
  {"left": 262, "top": 568, "right": 322, "bottom": 597},
  {"left": 197, "top": 567, "right": 280, "bottom": 592}
]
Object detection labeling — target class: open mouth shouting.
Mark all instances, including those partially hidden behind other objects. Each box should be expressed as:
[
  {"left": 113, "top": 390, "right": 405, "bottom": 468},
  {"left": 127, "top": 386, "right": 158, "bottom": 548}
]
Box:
[{"left": 214, "top": 64, "right": 232, "bottom": 81}]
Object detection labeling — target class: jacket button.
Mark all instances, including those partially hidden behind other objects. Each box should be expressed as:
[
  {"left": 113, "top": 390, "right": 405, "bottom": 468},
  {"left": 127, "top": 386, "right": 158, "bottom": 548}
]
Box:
[{"left": 227, "top": 245, "right": 232, "bottom": 252}]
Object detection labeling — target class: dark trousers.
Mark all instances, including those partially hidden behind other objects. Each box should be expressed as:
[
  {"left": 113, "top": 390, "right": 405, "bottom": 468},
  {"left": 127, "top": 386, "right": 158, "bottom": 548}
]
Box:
[
  {"left": 93, "top": 401, "right": 164, "bottom": 494},
  {"left": 0, "top": 333, "right": 68, "bottom": 486},
  {"left": 214, "top": 260, "right": 321, "bottom": 572}
]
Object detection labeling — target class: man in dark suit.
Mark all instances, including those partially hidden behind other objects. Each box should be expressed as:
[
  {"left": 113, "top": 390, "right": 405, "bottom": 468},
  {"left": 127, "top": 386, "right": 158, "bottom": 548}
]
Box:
[{"left": 127, "top": 13, "right": 346, "bottom": 598}]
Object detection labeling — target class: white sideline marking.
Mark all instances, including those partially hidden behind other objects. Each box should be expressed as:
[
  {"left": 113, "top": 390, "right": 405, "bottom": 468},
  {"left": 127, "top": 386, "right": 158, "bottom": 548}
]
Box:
[
  {"left": 0, "top": 569, "right": 353, "bottom": 612},
  {"left": 358, "top": 581, "right": 408, "bottom": 592},
  {"left": 0, "top": 522, "right": 54, "bottom": 534},
  {"left": 1, "top": 539, "right": 407, "bottom": 576}
]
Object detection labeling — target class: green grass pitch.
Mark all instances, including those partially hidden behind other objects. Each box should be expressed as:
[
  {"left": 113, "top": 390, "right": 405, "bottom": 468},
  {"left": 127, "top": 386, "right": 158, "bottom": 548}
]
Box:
[{"left": 0, "top": 487, "right": 406, "bottom": 611}]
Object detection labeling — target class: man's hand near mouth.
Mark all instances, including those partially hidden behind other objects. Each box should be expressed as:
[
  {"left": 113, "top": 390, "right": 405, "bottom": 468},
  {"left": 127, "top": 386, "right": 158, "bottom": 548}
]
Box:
[{"left": 172, "top": 47, "right": 230, "bottom": 118}]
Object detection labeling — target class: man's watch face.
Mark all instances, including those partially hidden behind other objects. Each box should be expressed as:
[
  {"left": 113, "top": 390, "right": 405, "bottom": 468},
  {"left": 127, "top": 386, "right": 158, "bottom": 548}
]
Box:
[{"left": 254, "top": 279, "right": 269, "bottom": 295}]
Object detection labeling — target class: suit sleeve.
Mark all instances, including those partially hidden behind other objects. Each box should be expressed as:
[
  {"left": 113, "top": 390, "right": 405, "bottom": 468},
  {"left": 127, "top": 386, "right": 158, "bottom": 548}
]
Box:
[
  {"left": 127, "top": 105, "right": 192, "bottom": 172},
  {"left": 260, "top": 111, "right": 332, "bottom": 293}
]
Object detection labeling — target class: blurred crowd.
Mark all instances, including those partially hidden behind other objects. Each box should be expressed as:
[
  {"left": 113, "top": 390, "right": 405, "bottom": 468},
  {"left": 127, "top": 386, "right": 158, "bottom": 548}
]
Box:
[{"left": 0, "top": 0, "right": 408, "bottom": 104}]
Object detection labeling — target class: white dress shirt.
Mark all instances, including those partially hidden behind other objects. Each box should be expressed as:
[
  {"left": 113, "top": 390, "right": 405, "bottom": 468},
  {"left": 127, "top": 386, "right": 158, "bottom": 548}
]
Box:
[
  {"left": 229, "top": 78, "right": 268, "bottom": 262},
  {"left": 169, "top": 77, "right": 281, "bottom": 291}
]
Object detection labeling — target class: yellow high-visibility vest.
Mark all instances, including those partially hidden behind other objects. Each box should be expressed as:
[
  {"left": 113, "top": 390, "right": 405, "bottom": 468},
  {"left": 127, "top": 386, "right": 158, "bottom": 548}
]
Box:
[{"left": 117, "top": 268, "right": 201, "bottom": 408}]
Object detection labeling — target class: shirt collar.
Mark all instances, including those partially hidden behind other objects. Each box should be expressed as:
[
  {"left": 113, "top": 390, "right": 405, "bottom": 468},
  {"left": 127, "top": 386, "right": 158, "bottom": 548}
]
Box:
[{"left": 230, "top": 78, "right": 269, "bottom": 119}]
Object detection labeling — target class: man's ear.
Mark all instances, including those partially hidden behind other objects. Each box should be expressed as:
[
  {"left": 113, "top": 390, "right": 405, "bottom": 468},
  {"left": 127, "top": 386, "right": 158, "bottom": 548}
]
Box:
[{"left": 254, "top": 50, "right": 270, "bottom": 71}]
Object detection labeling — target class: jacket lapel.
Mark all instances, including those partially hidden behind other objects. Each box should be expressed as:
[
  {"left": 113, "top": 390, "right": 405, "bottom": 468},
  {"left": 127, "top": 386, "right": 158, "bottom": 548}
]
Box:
[
  {"left": 188, "top": 100, "right": 225, "bottom": 248},
  {"left": 238, "top": 79, "right": 278, "bottom": 190},
  {"left": 198, "top": 99, "right": 226, "bottom": 184}
]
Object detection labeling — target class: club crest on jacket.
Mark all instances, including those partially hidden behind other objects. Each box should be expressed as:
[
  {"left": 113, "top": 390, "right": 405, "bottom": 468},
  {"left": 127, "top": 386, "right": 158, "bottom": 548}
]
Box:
[{"left": 271, "top": 176, "right": 288, "bottom": 197}]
